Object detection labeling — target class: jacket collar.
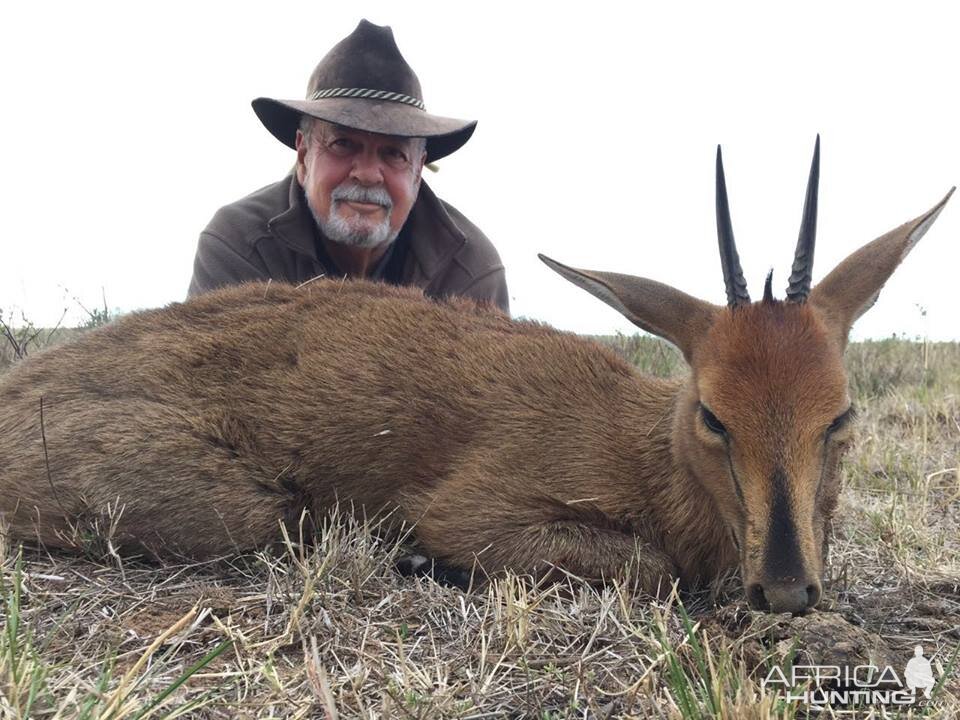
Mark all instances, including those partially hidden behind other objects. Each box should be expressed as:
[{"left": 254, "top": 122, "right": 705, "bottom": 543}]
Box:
[
  {"left": 266, "top": 174, "right": 322, "bottom": 262},
  {"left": 267, "top": 174, "right": 467, "bottom": 283}
]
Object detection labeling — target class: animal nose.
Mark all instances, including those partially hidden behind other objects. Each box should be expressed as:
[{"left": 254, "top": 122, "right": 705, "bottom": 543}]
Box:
[{"left": 747, "top": 579, "right": 821, "bottom": 614}]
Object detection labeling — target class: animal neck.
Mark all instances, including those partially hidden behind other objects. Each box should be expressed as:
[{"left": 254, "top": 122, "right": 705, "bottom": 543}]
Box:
[{"left": 617, "top": 376, "right": 739, "bottom": 586}]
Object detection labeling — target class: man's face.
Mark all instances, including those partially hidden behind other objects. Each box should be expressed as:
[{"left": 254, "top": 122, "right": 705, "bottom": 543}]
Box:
[{"left": 296, "top": 121, "right": 426, "bottom": 249}]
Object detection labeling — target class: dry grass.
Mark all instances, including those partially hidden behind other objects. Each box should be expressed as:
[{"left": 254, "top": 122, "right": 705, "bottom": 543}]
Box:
[{"left": 1, "top": 330, "right": 959, "bottom": 718}]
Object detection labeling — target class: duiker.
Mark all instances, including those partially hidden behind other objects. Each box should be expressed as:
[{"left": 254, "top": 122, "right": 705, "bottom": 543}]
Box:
[{"left": 0, "top": 142, "right": 951, "bottom": 614}]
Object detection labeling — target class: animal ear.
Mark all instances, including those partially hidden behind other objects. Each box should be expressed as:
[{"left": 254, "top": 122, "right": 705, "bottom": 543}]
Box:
[
  {"left": 809, "top": 189, "right": 953, "bottom": 347},
  {"left": 539, "top": 254, "right": 718, "bottom": 361}
]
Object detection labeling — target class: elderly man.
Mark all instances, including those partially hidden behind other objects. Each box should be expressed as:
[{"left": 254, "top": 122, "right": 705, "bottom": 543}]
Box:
[{"left": 188, "top": 20, "right": 509, "bottom": 312}]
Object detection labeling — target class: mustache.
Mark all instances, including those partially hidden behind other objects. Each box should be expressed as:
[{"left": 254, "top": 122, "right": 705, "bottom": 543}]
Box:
[{"left": 331, "top": 184, "right": 393, "bottom": 209}]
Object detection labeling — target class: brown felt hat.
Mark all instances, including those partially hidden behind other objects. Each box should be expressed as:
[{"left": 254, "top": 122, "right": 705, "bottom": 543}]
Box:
[{"left": 252, "top": 20, "right": 476, "bottom": 163}]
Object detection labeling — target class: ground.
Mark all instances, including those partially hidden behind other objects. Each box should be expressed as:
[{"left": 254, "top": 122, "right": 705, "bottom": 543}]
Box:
[{"left": 1, "top": 330, "right": 958, "bottom": 718}]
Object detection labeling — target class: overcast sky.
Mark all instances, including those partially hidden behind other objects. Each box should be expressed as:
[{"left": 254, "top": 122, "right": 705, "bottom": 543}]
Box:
[{"left": 2, "top": 2, "right": 958, "bottom": 340}]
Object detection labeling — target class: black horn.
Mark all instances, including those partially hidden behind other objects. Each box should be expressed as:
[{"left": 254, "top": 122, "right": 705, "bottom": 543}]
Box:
[
  {"left": 785, "top": 136, "right": 820, "bottom": 303},
  {"left": 716, "top": 146, "right": 750, "bottom": 306}
]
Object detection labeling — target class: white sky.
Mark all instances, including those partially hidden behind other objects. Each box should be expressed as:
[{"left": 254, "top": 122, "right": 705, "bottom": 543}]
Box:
[{"left": 2, "top": 2, "right": 958, "bottom": 340}]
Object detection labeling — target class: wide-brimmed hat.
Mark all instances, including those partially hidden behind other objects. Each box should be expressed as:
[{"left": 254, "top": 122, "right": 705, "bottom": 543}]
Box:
[{"left": 252, "top": 20, "right": 476, "bottom": 163}]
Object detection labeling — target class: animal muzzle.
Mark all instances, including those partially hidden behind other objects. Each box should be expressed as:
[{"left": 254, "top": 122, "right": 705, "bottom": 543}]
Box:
[
  {"left": 747, "top": 576, "right": 821, "bottom": 614},
  {"left": 744, "top": 465, "right": 823, "bottom": 614}
]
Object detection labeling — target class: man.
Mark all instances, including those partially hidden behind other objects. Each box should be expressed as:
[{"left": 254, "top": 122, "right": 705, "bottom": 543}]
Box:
[{"left": 188, "top": 20, "right": 509, "bottom": 312}]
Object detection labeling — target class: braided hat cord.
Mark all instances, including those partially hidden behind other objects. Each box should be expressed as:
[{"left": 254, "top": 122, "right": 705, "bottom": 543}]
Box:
[{"left": 310, "top": 87, "right": 425, "bottom": 111}]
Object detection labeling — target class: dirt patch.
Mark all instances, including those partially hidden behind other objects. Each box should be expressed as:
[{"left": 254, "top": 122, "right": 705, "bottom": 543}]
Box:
[
  {"left": 123, "top": 584, "right": 239, "bottom": 639},
  {"left": 707, "top": 602, "right": 897, "bottom": 671}
]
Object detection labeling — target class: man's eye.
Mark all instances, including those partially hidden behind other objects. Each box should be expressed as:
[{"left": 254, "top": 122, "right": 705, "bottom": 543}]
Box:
[
  {"left": 381, "top": 147, "right": 410, "bottom": 167},
  {"left": 700, "top": 405, "right": 727, "bottom": 436},
  {"left": 328, "top": 138, "right": 357, "bottom": 154}
]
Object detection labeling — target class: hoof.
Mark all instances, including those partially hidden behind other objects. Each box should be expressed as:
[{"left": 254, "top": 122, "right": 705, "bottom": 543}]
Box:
[{"left": 395, "top": 553, "right": 471, "bottom": 589}]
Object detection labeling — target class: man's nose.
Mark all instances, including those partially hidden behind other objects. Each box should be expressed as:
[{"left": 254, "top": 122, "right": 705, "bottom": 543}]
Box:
[{"left": 350, "top": 150, "right": 385, "bottom": 185}]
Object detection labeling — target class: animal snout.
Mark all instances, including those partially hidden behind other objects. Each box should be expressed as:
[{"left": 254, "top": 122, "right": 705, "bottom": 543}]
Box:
[{"left": 747, "top": 578, "right": 821, "bottom": 614}]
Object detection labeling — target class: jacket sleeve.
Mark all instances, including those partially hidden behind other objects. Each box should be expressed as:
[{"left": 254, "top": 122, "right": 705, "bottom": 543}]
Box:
[
  {"left": 188, "top": 231, "right": 271, "bottom": 298},
  {"left": 461, "top": 267, "right": 510, "bottom": 314}
]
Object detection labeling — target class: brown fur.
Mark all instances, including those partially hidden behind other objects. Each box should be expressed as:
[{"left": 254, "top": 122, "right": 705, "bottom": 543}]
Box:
[
  {"left": 0, "top": 281, "right": 727, "bottom": 589},
  {"left": 0, "top": 190, "right": 950, "bottom": 613}
]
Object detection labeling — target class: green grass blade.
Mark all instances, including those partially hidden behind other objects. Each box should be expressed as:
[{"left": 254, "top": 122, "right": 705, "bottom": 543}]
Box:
[{"left": 131, "top": 638, "right": 233, "bottom": 720}]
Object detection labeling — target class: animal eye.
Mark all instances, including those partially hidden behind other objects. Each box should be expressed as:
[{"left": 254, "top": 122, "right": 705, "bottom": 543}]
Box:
[
  {"left": 700, "top": 405, "right": 727, "bottom": 436},
  {"left": 827, "top": 406, "right": 856, "bottom": 435}
]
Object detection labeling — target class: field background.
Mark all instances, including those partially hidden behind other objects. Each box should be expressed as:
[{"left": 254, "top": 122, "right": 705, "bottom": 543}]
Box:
[{"left": 1, "top": 325, "right": 958, "bottom": 719}]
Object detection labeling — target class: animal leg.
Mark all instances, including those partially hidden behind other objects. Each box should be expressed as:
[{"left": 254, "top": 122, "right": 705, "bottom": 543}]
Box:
[
  {"left": 412, "top": 483, "right": 677, "bottom": 595},
  {"left": 1, "top": 398, "right": 313, "bottom": 558}
]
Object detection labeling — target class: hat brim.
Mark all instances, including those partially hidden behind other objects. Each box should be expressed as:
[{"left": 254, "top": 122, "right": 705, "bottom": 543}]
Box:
[{"left": 252, "top": 97, "right": 476, "bottom": 163}]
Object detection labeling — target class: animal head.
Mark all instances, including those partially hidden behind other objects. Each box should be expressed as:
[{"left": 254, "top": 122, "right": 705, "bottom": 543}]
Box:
[{"left": 541, "top": 139, "right": 953, "bottom": 614}]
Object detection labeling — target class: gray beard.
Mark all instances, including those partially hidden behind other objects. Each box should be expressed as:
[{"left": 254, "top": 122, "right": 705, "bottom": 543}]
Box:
[{"left": 306, "top": 183, "right": 399, "bottom": 249}]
